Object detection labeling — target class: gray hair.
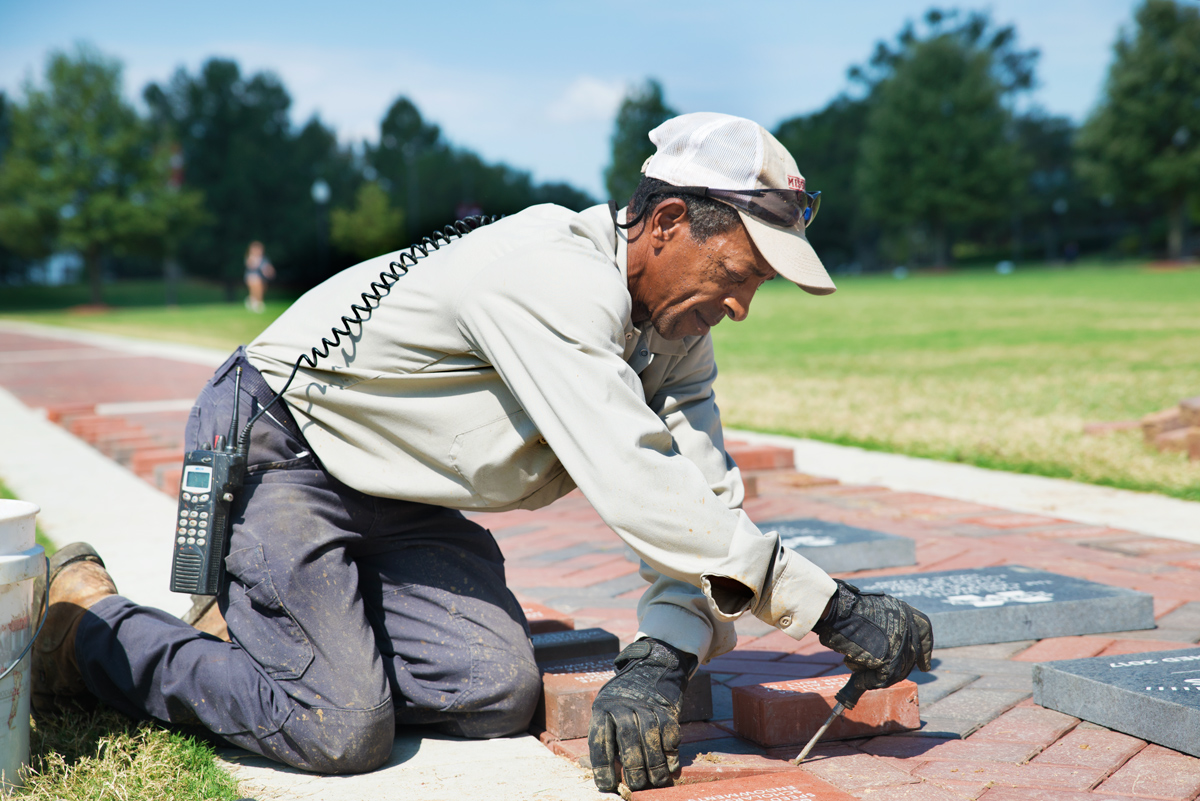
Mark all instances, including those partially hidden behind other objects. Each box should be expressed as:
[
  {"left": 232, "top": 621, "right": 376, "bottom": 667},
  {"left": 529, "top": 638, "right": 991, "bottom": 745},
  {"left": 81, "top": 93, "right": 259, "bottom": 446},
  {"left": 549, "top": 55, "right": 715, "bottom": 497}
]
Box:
[{"left": 628, "top": 177, "right": 741, "bottom": 242}]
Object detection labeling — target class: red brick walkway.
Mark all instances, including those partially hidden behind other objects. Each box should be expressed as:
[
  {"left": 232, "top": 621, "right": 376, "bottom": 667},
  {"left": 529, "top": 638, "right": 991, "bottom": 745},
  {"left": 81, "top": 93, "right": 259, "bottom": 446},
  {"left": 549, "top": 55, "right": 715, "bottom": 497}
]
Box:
[{"left": 3, "top": 328, "right": 1200, "bottom": 800}]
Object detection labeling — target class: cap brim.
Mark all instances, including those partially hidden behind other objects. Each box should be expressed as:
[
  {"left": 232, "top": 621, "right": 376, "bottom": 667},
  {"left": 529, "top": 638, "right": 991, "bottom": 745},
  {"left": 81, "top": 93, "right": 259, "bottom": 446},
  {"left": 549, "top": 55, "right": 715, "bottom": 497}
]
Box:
[{"left": 737, "top": 211, "right": 836, "bottom": 296}]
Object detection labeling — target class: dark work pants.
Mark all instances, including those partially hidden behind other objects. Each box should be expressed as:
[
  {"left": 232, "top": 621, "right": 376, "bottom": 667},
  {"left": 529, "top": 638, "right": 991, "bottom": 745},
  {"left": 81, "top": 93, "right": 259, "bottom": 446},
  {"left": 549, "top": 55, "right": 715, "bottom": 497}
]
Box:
[{"left": 76, "top": 349, "right": 541, "bottom": 774}]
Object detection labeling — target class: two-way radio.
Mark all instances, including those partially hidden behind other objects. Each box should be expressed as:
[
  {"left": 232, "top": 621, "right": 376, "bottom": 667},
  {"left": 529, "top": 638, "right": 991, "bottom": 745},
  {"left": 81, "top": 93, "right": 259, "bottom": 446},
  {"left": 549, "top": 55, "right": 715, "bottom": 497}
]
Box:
[
  {"left": 170, "top": 366, "right": 247, "bottom": 594},
  {"left": 170, "top": 216, "right": 500, "bottom": 595}
]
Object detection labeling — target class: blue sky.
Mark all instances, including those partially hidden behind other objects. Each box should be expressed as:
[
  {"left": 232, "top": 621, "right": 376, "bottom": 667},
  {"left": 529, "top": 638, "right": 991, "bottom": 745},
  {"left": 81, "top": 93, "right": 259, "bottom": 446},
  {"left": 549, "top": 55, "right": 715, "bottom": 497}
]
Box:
[{"left": 0, "top": 0, "right": 1165, "bottom": 198}]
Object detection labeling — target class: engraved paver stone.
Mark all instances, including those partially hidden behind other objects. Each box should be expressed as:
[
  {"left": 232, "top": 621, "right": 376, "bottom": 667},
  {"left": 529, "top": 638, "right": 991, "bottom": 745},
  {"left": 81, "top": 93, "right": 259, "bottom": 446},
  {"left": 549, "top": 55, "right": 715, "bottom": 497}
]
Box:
[
  {"left": 1033, "top": 646, "right": 1200, "bottom": 757},
  {"left": 531, "top": 627, "right": 619, "bottom": 663},
  {"left": 856, "top": 565, "right": 1154, "bottom": 647},
  {"left": 535, "top": 656, "right": 713, "bottom": 739},
  {"left": 758, "top": 518, "right": 916, "bottom": 573}
]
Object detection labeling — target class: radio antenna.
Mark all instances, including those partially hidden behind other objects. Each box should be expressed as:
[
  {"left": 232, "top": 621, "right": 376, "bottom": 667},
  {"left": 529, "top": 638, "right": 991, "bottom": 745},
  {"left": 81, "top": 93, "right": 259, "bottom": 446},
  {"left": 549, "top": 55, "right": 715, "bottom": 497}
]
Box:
[{"left": 227, "top": 366, "right": 242, "bottom": 453}]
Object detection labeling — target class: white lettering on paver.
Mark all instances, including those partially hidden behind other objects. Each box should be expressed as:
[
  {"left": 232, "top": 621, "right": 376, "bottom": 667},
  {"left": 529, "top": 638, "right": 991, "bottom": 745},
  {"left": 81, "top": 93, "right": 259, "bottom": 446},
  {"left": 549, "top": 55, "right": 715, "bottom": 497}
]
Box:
[
  {"left": 859, "top": 573, "right": 1045, "bottom": 601},
  {"left": 1163, "top": 655, "right": 1200, "bottom": 663},
  {"left": 759, "top": 676, "right": 847, "bottom": 695},
  {"left": 1110, "top": 660, "right": 1158, "bottom": 668},
  {"left": 944, "top": 589, "right": 1054, "bottom": 607}
]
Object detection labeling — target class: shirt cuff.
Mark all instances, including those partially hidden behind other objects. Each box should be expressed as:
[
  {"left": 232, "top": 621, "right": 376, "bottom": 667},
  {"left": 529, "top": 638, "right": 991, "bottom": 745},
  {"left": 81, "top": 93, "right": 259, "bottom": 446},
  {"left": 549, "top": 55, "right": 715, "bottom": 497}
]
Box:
[
  {"left": 636, "top": 601, "right": 738, "bottom": 666},
  {"left": 752, "top": 546, "right": 838, "bottom": 639}
]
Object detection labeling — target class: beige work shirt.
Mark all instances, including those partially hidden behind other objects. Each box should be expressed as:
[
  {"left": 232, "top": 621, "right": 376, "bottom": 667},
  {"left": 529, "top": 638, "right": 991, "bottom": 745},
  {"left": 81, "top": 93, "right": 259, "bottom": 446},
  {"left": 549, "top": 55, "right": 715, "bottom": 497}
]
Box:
[{"left": 246, "top": 203, "right": 835, "bottom": 663}]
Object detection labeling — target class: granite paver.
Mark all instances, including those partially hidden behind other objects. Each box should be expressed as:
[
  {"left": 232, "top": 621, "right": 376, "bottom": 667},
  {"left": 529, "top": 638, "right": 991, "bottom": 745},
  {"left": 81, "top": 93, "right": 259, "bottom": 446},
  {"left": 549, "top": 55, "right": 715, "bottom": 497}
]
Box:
[{"left": 4, "top": 322, "right": 1200, "bottom": 800}]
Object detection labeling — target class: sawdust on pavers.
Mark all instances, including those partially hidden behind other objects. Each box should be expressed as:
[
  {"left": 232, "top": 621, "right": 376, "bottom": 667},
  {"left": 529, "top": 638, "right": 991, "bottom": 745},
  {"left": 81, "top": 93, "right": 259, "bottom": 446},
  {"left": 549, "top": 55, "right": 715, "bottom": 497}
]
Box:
[{"left": 217, "top": 732, "right": 610, "bottom": 801}]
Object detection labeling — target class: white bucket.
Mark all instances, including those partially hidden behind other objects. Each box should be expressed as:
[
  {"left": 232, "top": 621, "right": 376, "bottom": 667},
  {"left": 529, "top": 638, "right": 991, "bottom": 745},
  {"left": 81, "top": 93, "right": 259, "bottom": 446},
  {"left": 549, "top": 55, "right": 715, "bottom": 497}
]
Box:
[{"left": 0, "top": 500, "right": 47, "bottom": 790}]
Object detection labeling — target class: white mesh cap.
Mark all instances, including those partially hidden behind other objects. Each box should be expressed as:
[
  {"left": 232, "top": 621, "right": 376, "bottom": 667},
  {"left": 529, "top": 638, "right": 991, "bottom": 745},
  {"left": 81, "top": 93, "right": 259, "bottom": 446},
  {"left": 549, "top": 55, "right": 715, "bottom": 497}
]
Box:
[{"left": 643, "top": 112, "right": 836, "bottom": 296}]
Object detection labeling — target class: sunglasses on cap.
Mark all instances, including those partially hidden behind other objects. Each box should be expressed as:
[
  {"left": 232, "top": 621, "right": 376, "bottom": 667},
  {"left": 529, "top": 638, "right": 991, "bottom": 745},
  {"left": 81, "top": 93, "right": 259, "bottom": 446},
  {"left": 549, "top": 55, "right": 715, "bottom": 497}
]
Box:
[{"left": 671, "top": 186, "right": 821, "bottom": 229}]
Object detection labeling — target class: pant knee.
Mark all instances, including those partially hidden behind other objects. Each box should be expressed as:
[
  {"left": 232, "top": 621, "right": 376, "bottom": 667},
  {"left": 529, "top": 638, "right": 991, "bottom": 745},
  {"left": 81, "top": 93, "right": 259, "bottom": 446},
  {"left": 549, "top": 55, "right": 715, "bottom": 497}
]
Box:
[
  {"left": 452, "top": 653, "right": 542, "bottom": 739},
  {"left": 285, "top": 701, "right": 396, "bottom": 774}
]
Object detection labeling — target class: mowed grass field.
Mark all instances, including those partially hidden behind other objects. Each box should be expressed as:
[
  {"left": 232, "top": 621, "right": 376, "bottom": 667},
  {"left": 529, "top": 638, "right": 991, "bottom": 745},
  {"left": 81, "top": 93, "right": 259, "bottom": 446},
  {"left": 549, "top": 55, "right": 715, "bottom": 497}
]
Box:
[
  {"left": 4, "top": 264, "right": 1198, "bottom": 501},
  {"left": 711, "top": 264, "right": 1200, "bottom": 501}
]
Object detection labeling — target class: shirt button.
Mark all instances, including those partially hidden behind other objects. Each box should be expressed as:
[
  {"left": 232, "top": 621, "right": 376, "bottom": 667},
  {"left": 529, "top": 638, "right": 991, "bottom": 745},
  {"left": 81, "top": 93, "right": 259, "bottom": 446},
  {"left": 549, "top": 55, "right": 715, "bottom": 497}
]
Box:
[
  {"left": 625, "top": 333, "right": 633, "bottom": 340},
  {"left": 640, "top": 349, "right": 648, "bottom": 356},
  {"left": 538, "top": 436, "right": 548, "bottom": 445},
  {"left": 779, "top": 615, "right": 793, "bottom": 627}
]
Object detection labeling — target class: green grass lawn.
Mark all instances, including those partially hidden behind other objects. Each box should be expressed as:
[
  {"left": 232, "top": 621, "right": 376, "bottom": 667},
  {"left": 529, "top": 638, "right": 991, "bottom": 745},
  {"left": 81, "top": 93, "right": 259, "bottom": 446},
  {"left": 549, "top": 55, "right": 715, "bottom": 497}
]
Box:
[
  {"left": 0, "top": 482, "right": 242, "bottom": 799},
  {"left": 711, "top": 263, "right": 1200, "bottom": 501},
  {"left": 3, "top": 265, "right": 1198, "bottom": 501}
]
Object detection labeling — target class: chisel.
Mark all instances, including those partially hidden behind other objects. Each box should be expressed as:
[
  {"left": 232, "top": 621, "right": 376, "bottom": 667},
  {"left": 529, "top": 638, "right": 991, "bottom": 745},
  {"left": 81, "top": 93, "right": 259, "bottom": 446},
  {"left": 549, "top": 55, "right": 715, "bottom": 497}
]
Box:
[{"left": 791, "top": 678, "right": 866, "bottom": 765}]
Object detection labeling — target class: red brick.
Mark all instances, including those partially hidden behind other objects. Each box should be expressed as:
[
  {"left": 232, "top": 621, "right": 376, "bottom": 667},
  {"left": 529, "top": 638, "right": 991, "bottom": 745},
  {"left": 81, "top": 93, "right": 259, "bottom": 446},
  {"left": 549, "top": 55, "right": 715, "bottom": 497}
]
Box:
[
  {"left": 666, "top": 737, "right": 804, "bottom": 786},
  {"left": 925, "top": 779, "right": 993, "bottom": 799},
  {"left": 911, "top": 761, "right": 1106, "bottom": 791},
  {"left": 725, "top": 442, "right": 795, "bottom": 472},
  {"left": 679, "top": 722, "right": 732, "bottom": 744},
  {"left": 535, "top": 659, "right": 712, "bottom": 740},
  {"left": 855, "top": 783, "right": 972, "bottom": 800},
  {"left": 764, "top": 472, "right": 840, "bottom": 489},
  {"left": 974, "top": 789, "right": 1143, "bottom": 800},
  {"left": 969, "top": 706, "right": 1079, "bottom": 746},
  {"left": 1156, "top": 597, "right": 1188, "bottom": 619},
  {"left": 735, "top": 629, "right": 808, "bottom": 654},
  {"left": 536, "top": 731, "right": 590, "bottom": 762},
  {"left": 862, "top": 735, "right": 1040, "bottom": 764},
  {"left": 1095, "top": 639, "right": 1197, "bottom": 657},
  {"left": 520, "top": 602, "right": 574, "bottom": 634},
  {"left": 732, "top": 675, "right": 919, "bottom": 747},
  {"left": 1010, "top": 636, "right": 1115, "bottom": 662},
  {"left": 44, "top": 401, "right": 95, "bottom": 423},
  {"left": 563, "top": 557, "right": 639, "bottom": 586},
  {"left": 629, "top": 770, "right": 856, "bottom": 800},
  {"left": 800, "top": 752, "right": 921, "bottom": 791},
  {"left": 130, "top": 447, "right": 183, "bottom": 476},
  {"left": 1032, "top": 729, "right": 1145, "bottom": 775},
  {"left": 960, "top": 514, "right": 1067, "bottom": 529},
  {"left": 1098, "top": 744, "right": 1200, "bottom": 800}
]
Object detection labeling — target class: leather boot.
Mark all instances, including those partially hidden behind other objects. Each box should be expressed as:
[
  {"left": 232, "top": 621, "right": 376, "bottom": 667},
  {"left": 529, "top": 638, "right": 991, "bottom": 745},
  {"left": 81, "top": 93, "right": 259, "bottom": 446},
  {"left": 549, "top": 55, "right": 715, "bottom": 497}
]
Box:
[
  {"left": 182, "top": 594, "right": 230, "bottom": 642},
  {"left": 32, "top": 542, "right": 117, "bottom": 715}
]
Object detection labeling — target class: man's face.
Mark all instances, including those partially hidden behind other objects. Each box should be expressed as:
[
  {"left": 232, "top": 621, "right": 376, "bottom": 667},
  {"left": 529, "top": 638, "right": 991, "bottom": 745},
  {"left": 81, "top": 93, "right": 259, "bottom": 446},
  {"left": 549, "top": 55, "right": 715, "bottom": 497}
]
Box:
[{"left": 629, "top": 201, "right": 777, "bottom": 341}]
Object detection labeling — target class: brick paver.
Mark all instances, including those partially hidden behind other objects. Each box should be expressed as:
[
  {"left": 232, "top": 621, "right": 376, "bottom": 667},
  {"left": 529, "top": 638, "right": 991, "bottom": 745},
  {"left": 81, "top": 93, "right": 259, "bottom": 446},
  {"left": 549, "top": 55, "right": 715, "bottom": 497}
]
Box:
[{"left": 5, "top": 326, "right": 1200, "bottom": 800}]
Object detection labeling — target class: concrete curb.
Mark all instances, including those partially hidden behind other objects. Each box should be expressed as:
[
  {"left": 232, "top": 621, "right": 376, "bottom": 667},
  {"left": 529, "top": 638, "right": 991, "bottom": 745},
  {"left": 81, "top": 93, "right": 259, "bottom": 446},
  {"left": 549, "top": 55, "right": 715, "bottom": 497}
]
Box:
[
  {"left": 729, "top": 429, "right": 1200, "bottom": 545},
  {"left": 218, "top": 731, "right": 606, "bottom": 801},
  {"left": 0, "top": 384, "right": 187, "bottom": 616}
]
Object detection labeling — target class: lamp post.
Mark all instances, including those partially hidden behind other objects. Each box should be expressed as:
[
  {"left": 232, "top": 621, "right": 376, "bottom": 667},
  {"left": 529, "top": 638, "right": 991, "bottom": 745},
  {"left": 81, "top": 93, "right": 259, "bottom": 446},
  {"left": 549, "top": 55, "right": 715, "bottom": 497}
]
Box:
[{"left": 311, "top": 178, "right": 331, "bottom": 277}]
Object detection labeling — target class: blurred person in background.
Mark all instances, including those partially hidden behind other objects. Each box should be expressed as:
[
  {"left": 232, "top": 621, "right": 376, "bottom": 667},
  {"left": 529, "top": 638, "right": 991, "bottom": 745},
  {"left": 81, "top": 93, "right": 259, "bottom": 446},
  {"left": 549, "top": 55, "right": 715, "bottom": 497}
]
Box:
[{"left": 244, "top": 240, "right": 276, "bottom": 312}]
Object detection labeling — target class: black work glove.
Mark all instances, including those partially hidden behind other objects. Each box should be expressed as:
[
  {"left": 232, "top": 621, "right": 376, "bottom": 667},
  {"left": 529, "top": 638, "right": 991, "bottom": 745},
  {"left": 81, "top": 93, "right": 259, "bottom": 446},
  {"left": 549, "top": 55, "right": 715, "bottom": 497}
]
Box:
[
  {"left": 588, "top": 637, "right": 697, "bottom": 793},
  {"left": 811, "top": 579, "right": 934, "bottom": 706}
]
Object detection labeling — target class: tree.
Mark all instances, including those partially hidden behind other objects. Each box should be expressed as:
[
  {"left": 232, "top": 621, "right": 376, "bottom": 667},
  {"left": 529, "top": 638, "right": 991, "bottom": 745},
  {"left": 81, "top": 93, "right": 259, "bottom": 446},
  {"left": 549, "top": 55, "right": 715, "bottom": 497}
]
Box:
[
  {"left": 774, "top": 96, "right": 872, "bottom": 270},
  {"left": 330, "top": 182, "right": 405, "bottom": 260},
  {"left": 603, "top": 80, "right": 677, "bottom": 205},
  {"left": 853, "top": 10, "right": 1035, "bottom": 266},
  {"left": 365, "top": 96, "right": 594, "bottom": 246},
  {"left": 145, "top": 59, "right": 358, "bottom": 293},
  {"left": 0, "top": 45, "right": 204, "bottom": 304},
  {"left": 1077, "top": 0, "right": 1200, "bottom": 259}
]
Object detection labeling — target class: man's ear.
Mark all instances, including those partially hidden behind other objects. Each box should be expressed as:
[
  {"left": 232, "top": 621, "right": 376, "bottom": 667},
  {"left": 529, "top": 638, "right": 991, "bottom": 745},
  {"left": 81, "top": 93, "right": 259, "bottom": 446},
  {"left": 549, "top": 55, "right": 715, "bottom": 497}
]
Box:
[{"left": 648, "top": 198, "right": 689, "bottom": 249}]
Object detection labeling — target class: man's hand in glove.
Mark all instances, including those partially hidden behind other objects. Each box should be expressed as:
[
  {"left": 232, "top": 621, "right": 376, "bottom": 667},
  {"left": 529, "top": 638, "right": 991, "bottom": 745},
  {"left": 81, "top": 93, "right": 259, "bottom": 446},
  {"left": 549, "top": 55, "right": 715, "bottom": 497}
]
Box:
[
  {"left": 812, "top": 579, "right": 934, "bottom": 700},
  {"left": 588, "top": 637, "right": 697, "bottom": 793}
]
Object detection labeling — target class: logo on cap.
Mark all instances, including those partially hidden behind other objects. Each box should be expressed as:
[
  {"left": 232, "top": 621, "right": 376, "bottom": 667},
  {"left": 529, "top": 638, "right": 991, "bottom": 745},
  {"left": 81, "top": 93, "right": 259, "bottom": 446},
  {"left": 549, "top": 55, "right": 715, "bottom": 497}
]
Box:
[{"left": 787, "top": 175, "right": 805, "bottom": 191}]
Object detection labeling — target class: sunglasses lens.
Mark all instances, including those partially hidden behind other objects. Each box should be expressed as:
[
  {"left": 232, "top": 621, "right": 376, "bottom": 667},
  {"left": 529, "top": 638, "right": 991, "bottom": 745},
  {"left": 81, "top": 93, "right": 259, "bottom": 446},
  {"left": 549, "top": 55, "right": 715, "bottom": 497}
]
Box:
[{"left": 746, "top": 192, "right": 802, "bottom": 228}]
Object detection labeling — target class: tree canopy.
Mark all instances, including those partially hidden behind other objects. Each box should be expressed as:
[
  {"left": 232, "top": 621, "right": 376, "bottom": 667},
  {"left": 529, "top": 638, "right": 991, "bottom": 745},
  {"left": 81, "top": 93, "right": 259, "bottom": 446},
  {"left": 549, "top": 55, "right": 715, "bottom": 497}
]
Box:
[
  {"left": 0, "top": 45, "right": 205, "bottom": 303},
  {"left": 1077, "top": 0, "right": 1200, "bottom": 258},
  {"left": 604, "top": 80, "right": 676, "bottom": 205},
  {"left": 854, "top": 10, "right": 1034, "bottom": 266}
]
